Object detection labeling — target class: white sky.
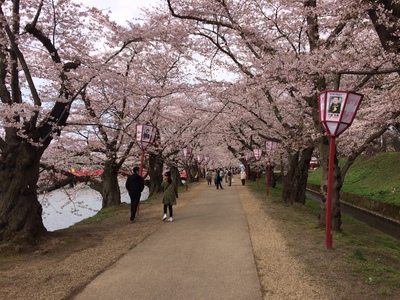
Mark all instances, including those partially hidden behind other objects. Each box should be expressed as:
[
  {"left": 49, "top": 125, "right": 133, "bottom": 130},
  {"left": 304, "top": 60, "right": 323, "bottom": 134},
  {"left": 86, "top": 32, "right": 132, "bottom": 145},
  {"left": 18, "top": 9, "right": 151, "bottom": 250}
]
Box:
[
  {"left": 78, "top": 0, "right": 157, "bottom": 25},
  {"left": 76, "top": 0, "right": 237, "bottom": 81}
]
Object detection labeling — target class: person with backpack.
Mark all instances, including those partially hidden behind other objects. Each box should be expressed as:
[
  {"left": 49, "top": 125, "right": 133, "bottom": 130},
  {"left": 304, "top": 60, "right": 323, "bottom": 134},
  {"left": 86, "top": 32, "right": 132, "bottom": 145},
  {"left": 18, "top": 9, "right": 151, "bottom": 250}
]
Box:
[
  {"left": 227, "top": 169, "right": 232, "bottom": 186},
  {"left": 206, "top": 169, "right": 212, "bottom": 185}
]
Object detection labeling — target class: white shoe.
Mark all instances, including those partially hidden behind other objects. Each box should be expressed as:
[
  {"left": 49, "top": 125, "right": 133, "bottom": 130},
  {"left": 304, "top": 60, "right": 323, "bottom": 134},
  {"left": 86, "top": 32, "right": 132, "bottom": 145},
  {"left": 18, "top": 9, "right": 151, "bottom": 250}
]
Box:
[
  {"left": 168, "top": 217, "right": 173, "bottom": 222},
  {"left": 162, "top": 214, "right": 167, "bottom": 221}
]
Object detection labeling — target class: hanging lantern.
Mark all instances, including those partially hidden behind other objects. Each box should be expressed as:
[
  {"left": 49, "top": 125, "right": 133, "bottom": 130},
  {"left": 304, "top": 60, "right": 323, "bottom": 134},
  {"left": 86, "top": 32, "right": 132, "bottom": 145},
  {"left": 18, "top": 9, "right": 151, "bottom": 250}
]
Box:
[
  {"left": 265, "top": 141, "right": 276, "bottom": 156},
  {"left": 244, "top": 151, "right": 253, "bottom": 161},
  {"left": 197, "top": 154, "right": 204, "bottom": 164},
  {"left": 318, "top": 90, "right": 364, "bottom": 137},
  {"left": 136, "top": 124, "right": 157, "bottom": 150},
  {"left": 183, "top": 147, "right": 193, "bottom": 159},
  {"left": 252, "top": 149, "right": 262, "bottom": 161}
]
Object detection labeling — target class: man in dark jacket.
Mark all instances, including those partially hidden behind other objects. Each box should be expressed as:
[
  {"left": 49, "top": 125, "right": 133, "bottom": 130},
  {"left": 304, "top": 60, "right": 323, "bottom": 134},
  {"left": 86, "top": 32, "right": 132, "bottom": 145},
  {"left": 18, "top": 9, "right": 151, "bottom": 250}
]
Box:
[{"left": 125, "top": 167, "right": 145, "bottom": 223}]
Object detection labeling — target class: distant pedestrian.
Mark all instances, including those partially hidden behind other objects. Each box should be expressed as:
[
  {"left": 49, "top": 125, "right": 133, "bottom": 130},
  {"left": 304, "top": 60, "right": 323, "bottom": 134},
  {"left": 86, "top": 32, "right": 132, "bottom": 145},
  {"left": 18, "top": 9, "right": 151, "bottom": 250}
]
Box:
[
  {"left": 219, "top": 169, "right": 225, "bottom": 183},
  {"left": 161, "top": 171, "right": 178, "bottom": 222},
  {"left": 240, "top": 168, "right": 246, "bottom": 186},
  {"left": 227, "top": 169, "right": 232, "bottom": 186},
  {"left": 125, "top": 166, "right": 145, "bottom": 223},
  {"left": 216, "top": 168, "right": 223, "bottom": 189},
  {"left": 212, "top": 169, "right": 217, "bottom": 187},
  {"left": 206, "top": 170, "right": 212, "bottom": 185}
]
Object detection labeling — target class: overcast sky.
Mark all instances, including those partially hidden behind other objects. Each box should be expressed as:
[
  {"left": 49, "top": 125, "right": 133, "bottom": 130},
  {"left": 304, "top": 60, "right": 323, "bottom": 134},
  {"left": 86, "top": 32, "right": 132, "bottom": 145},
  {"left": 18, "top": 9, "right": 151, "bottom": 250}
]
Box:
[{"left": 78, "top": 0, "right": 157, "bottom": 25}]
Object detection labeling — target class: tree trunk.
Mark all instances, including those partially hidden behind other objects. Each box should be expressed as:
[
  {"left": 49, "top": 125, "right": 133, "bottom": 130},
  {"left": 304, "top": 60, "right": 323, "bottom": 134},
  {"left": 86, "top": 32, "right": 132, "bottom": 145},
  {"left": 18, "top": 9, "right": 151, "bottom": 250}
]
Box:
[
  {"left": 282, "top": 147, "right": 313, "bottom": 204},
  {"left": 100, "top": 159, "right": 121, "bottom": 208},
  {"left": 392, "top": 135, "right": 400, "bottom": 152},
  {"left": 282, "top": 151, "right": 299, "bottom": 203},
  {"left": 318, "top": 136, "right": 342, "bottom": 231},
  {"left": 270, "top": 166, "right": 276, "bottom": 188},
  {"left": 247, "top": 166, "right": 258, "bottom": 181},
  {"left": 189, "top": 163, "right": 197, "bottom": 182},
  {"left": 0, "top": 142, "right": 47, "bottom": 244},
  {"left": 148, "top": 152, "right": 164, "bottom": 197},
  {"left": 170, "top": 165, "right": 180, "bottom": 187},
  {"left": 368, "top": 3, "right": 400, "bottom": 56}
]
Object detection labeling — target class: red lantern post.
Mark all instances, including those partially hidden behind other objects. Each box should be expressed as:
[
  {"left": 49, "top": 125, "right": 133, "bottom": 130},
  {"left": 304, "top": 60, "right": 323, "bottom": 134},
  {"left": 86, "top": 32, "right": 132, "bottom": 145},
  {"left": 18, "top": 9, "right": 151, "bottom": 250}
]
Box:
[
  {"left": 135, "top": 124, "right": 157, "bottom": 214},
  {"left": 244, "top": 151, "right": 253, "bottom": 180},
  {"left": 264, "top": 141, "right": 276, "bottom": 196},
  {"left": 203, "top": 156, "right": 210, "bottom": 183},
  {"left": 253, "top": 149, "right": 262, "bottom": 187},
  {"left": 318, "top": 90, "right": 363, "bottom": 249},
  {"left": 136, "top": 124, "right": 157, "bottom": 176},
  {"left": 183, "top": 147, "right": 193, "bottom": 191}
]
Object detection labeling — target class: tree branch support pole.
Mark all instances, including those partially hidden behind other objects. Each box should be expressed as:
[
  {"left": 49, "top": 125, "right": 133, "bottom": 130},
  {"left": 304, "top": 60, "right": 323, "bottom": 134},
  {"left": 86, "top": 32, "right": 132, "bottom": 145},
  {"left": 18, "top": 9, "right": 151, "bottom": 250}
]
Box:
[
  {"left": 326, "top": 136, "right": 335, "bottom": 250},
  {"left": 198, "top": 163, "right": 201, "bottom": 183},
  {"left": 185, "top": 159, "right": 189, "bottom": 191},
  {"left": 139, "top": 149, "right": 145, "bottom": 177},
  {"left": 266, "top": 159, "right": 270, "bottom": 196},
  {"left": 256, "top": 167, "right": 259, "bottom": 188},
  {"left": 137, "top": 148, "right": 145, "bottom": 216}
]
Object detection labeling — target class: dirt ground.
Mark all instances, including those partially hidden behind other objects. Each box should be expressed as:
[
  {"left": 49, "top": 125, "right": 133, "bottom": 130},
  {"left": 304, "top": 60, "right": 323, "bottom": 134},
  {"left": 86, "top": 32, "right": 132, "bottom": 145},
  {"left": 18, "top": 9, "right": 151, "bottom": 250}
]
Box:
[{"left": 0, "top": 182, "right": 397, "bottom": 299}]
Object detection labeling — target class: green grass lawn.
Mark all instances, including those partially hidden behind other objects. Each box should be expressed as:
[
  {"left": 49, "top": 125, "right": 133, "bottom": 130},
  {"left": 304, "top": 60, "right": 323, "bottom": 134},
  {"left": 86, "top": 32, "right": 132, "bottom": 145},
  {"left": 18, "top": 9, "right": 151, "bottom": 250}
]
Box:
[
  {"left": 308, "top": 152, "right": 400, "bottom": 207},
  {"left": 246, "top": 178, "right": 400, "bottom": 298}
]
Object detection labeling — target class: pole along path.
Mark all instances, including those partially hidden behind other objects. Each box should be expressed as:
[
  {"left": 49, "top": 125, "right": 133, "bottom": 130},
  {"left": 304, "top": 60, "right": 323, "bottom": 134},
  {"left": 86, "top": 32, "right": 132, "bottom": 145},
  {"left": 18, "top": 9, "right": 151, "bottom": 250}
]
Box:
[{"left": 74, "top": 182, "right": 263, "bottom": 300}]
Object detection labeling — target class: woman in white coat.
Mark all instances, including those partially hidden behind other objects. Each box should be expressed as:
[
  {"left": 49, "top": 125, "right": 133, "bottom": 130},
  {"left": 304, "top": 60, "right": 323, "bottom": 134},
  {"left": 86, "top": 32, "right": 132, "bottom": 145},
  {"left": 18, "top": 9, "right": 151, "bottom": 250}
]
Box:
[{"left": 240, "top": 168, "right": 246, "bottom": 186}]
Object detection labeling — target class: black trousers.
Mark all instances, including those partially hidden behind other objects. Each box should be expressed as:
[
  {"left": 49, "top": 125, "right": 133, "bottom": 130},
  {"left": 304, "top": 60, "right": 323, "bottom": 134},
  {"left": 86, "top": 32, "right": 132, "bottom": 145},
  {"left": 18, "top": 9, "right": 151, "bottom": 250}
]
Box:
[
  {"left": 216, "top": 180, "right": 223, "bottom": 189},
  {"left": 164, "top": 204, "right": 173, "bottom": 217},
  {"left": 130, "top": 194, "right": 141, "bottom": 221}
]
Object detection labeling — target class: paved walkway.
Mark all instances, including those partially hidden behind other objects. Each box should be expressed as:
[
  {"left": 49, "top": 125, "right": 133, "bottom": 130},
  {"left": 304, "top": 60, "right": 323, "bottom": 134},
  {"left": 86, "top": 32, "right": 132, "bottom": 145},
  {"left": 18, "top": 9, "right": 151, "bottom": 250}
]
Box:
[{"left": 74, "top": 183, "right": 262, "bottom": 300}]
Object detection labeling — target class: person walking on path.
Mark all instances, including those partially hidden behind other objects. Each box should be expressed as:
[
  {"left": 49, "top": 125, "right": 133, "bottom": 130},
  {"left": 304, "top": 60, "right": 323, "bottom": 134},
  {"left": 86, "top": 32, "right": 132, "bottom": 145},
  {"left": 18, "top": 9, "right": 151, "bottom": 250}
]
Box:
[
  {"left": 227, "top": 169, "right": 232, "bottom": 186},
  {"left": 206, "top": 169, "right": 212, "bottom": 185},
  {"left": 216, "top": 168, "right": 224, "bottom": 189},
  {"left": 240, "top": 168, "right": 246, "bottom": 186},
  {"left": 212, "top": 169, "right": 217, "bottom": 187},
  {"left": 125, "top": 166, "right": 145, "bottom": 223},
  {"left": 219, "top": 168, "right": 225, "bottom": 183},
  {"left": 161, "top": 171, "right": 178, "bottom": 222}
]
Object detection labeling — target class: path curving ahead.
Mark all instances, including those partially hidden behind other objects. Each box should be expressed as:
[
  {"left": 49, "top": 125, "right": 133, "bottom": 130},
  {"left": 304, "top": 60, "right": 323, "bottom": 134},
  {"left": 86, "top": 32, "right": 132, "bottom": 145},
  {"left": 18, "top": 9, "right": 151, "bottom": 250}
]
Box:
[{"left": 74, "top": 182, "right": 263, "bottom": 300}]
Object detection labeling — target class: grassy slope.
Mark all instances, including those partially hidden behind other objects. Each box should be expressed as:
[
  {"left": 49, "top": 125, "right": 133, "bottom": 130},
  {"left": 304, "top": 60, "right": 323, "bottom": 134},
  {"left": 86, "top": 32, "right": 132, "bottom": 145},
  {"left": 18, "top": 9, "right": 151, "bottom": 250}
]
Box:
[{"left": 307, "top": 152, "right": 400, "bottom": 207}]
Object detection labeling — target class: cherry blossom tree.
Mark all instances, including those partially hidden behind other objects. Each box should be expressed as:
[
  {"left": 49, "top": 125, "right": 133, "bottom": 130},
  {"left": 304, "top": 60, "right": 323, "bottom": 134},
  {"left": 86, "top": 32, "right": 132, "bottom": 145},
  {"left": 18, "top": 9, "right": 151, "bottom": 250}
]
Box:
[
  {"left": 0, "top": 0, "right": 146, "bottom": 244},
  {"left": 165, "top": 0, "right": 400, "bottom": 231},
  {"left": 38, "top": 9, "right": 203, "bottom": 209},
  {"left": 2, "top": 0, "right": 399, "bottom": 246}
]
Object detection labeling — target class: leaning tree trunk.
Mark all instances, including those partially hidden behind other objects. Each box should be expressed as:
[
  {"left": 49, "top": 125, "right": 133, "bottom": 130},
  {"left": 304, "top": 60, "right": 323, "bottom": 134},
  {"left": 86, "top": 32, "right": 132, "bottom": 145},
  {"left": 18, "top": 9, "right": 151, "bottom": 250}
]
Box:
[
  {"left": 318, "top": 136, "right": 342, "bottom": 231},
  {"left": 282, "top": 147, "right": 313, "bottom": 204},
  {"left": 100, "top": 159, "right": 121, "bottom": 208},
  {"left": 0, "top": 142, "right": 47, "bottom": 244}
]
